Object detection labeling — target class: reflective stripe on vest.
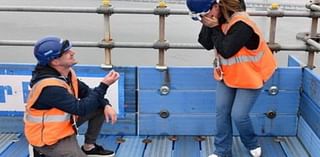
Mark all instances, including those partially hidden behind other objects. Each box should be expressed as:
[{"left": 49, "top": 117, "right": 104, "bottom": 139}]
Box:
[
  {"left": 220, "top": 51, "right": 264, "bottom": 66},
  {"left": 215, "top": 12, "right": 277, "bottom": 89},
  {"left": 25, "top": 113, "right": 71, "bottom": 123}
]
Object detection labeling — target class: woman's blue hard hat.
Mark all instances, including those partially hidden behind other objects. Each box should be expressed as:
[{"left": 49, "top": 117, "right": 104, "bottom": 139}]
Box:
[{"left": 186, "top": 0, "right": 217, "bottom": 14}]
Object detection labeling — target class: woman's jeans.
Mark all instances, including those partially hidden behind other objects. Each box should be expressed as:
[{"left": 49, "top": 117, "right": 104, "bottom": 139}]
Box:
[{"left": 214, "top": 81, "right": 262, "bottom": 157}]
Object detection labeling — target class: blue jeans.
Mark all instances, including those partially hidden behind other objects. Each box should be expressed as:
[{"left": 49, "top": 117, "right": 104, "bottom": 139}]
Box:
[{"left": 214, "top": 81, "right": 261, "bottom": 157}]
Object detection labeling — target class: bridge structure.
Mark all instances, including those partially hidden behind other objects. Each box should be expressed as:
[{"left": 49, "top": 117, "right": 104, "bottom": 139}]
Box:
[{"left": 0, "top": 0, "right": 319, "bottom": 157}]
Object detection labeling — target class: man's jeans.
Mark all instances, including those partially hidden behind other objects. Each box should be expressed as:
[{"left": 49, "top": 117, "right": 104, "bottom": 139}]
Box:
[{"left": 214, "top": 81, "right": 261, "bottom": 157}]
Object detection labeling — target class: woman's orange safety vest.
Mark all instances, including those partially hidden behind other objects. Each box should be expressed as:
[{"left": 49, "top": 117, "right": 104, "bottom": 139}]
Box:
[
  {"left": 214, "top": 12, "right": 277, "bottom": 89},
  {"left": 24, "top": 69, "right": 79, "bottom": 147}
]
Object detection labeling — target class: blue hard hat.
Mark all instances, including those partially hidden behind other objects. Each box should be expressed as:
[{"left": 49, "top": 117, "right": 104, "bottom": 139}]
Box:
[
  {"left": 34, "top": 36, "right": 72, "bottom": 65},
  {"left": 186, "top": 0, "right": 217, "bottom": 14}
]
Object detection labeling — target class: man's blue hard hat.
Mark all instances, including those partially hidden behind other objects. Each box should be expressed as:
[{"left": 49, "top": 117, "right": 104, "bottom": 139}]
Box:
[
  {"left": 34, "top": 36, "right": 72, "bottom": 65},
  {"left": 186, "top": 0, "right": 217, "bottom": 14}
]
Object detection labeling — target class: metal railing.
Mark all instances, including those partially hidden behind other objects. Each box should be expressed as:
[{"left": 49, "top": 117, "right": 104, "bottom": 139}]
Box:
[{"left": 0, "top": 0, "right": 319, "bottom": 69}]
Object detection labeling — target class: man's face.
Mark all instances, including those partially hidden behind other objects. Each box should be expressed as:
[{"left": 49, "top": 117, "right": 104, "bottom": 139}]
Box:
[{"left": 55, "top": 49, "right": 78, "bottom": 67}]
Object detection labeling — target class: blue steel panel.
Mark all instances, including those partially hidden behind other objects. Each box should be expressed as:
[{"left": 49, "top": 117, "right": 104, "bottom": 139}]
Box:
[
  {"left": 280, "top": 137, "right": 309, "bottom": 157},
  {"left": 0, "top": 135, "right": 28, "bottom": 157},
  {"left": 172, "top": 136, "right": 201, "bottom": 157},
  {"left": 0, "top": 64, "right": 34, "bottom": 75},
  {"left": 139, "top": 90, "right": 215, "bottom": 113},
  {"left": 297, "top": 118, "right": 320, "bottom": 157},
  {"left": 0, "top": 64, "right": 136, "bottom": 115},
  {"left": 263, "top": 67, "right": 302, "bottom": 91},
  {"left": 232, "top": 137, "right": 252, "bottom": 157},
  {"left": 0, "top": 117, "right": 24, "bottom": 133},
  {"left": 144, "top": 136, "right": 173, "bottom": 157},
  {"left": 139, "top": 114, "right": 297, "bottom": 135},
  {"left": 0, "top": 134, "right": 19, "bottom": 155},
  {"left": 139, "top": 114, "right": 215, "bottom": 135},
  {"left": 96, "top": 135, "right": 120, "bottom": 152},
  {"left": 75, "top": 66, "right": 137, "bottom": 113},
  {"left": 138, "top": 67, "right": 302, "bottom": 90},
  {"left": 139, "top": 90, "right": 299, "bottom": 114},
  {"left": 252, "top": 91, "right": 299, "bottom": 113},
  {"left": 200, "top": 136, "right": 215, "bottom": 157},
  {"left": 138, "top": 67, "right": 216, "bottom": 90},
  {"left": 249, "top": 114, "right": 297, "bottom": 136},
  {"left": 78, "top": 113, "right": 136, "bottom": 135},
  {"left": 116, "top": 136, "right": 146, "bottom": 157},
  {"left": 300, "top": 93, "right": 320, "bottom": 139},
  {"left": 258, "top": 137, "right": 286, "bottom": 157},
  {"left": 0, "top": 111, "right": 136, "bottom": 135},
  {"left": 200, "top": 136, "right": 287, "bottom": 157},
  {"left": 288, "top": 55, "right": 303, "bottom": 67},
  {"left": 302, "top": 68, "right": 320, "bottom": 108}
]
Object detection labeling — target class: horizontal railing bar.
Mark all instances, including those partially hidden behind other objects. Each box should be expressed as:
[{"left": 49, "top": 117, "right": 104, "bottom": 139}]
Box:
[
  {"left": 0, "top": 6, "right": 319, "bottom": 17},
  {"left": 0, "top": 40, "right": 316, "bottom": 51},
  {"left": 306, "top": 3, "right": 320, "bottom": 11}
]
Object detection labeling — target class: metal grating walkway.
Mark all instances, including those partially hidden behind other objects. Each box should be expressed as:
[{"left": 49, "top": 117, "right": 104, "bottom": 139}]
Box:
[{"left": 0, "top": 133, "right": 310, "bottom": 157}]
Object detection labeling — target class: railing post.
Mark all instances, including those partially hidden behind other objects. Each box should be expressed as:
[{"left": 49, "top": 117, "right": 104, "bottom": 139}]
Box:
[
  {"left": 101, "top": 0, "right": 113, "bottom": 68},
  {"left": 268, "top": 3, "right": 280, "bottom": 53},
  {"left": 307, "top": 0, "right": 319, "bottom": 69},
  {"left": 156, "top": 0, "right": 167, "bottom": 70}
]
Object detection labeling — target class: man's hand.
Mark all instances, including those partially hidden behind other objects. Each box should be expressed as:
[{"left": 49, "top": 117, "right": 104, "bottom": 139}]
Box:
[
  {"left": 102, "top": 70, "right": 120, "bottom": 85},
  {"left": 104, "top": 105, "right": 117, "bottom": 124}
]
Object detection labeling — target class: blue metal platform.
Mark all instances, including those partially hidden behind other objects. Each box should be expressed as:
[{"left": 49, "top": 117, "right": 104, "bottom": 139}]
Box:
[
  {"left": 0, "top": 56, "right": 319, "bottom": 157},
  {"left": 0, "top": 133, "right": 311, "bottom": 157}
]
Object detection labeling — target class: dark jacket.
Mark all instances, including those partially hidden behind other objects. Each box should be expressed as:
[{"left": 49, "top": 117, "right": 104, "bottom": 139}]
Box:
[
  {"left": 30, "top": 64, "right": 109, "bottom": 116},
  {"left": 198, "top": 21, "right": 260, "bottom": 59}
]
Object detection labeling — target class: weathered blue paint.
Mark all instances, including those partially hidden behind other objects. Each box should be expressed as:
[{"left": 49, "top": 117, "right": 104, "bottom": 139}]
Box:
[
  {"left": 288, "top": 55, "right": 304, "bottom": 67},
  {"left": 138, "top": 67, "right": 301, "bottom": 135},
  {"left": 297, "top": 118, "right": 320, "bottom": 157}
]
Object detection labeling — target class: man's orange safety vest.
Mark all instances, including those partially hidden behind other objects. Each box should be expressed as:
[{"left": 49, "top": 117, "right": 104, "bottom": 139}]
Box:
[
  {"left": 214, "top": 12, "right": 277, "bottom": 89},
  {"left": 24, "top": 69, "right": 79, "bottom": 147}
]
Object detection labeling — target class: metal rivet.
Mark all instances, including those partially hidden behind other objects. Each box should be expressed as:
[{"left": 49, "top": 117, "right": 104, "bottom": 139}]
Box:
[
  {"left": 265, "top": 111, "right": 277, "bottom": 119},
  {"left": 268, "top": 86, "right": 279, "bottom": 95},
  {"left": 159, "top": 110, "right": 170, "bottom": 118},
  {"left": 160, "top": 85, "right": 170, "bottom": 95}
]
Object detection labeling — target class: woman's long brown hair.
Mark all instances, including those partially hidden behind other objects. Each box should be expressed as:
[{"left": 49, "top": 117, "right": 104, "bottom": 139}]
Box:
[{"left": 218, "top": 0, "right": 243, "bottom": 22}]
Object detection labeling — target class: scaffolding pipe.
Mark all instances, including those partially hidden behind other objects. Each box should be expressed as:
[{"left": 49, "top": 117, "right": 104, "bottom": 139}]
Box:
[
  {"left": 0, "top": 40, "right": 316, "bottom": 51},
  {"left": 1, "top": 6, "right": 320, "bottom": 17}
]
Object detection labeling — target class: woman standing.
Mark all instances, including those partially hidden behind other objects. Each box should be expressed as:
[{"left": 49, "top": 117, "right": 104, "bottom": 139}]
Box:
[{"left": 186, "top": 0, "right": 277, "bottom": 157}]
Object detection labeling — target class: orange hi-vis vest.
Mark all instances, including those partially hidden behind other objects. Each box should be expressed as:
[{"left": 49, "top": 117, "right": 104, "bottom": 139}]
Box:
[
  {"left": 24, "top": 69, "right": 79, "bottom": 147},
  {"left": 214, "top": 12, "right": 277, "bottom": 89}
]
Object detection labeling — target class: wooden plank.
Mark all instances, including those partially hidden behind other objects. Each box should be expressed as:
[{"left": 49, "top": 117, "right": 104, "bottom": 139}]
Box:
[
  {"left": 139, "top": 90, "right": 299, "bottom": 114},
  {"left": 139, "top": 114, "right": 297, "bottom": 136},
  {"left": 297, "top": 118, "right": 320, "bottom": 157},
  {"left": 138, "top": 67, "right": 302, "bottom": 90},
  {"left": 172, "top": 136, "right": 201, "bottom": 157}
]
